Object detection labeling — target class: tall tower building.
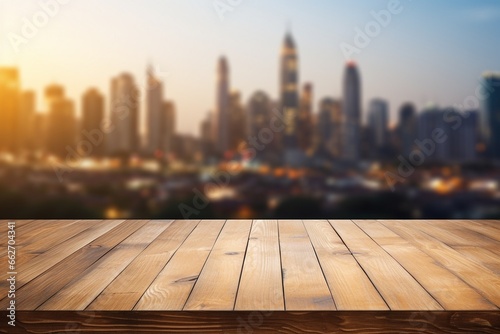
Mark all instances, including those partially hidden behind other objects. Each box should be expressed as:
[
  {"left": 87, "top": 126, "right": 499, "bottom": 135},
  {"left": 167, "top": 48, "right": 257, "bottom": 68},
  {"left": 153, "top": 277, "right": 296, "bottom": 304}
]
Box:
[
  {"left": 160, "top": 100, "right": 176, "bottom": 155},
  {"left": 482, "top": 73, "right": 500, "bottom": 160},
  {"left": 298, "top": 83, "right": 313, "bottom": 152},
  {"left": 145, "top": 66, "right": 164, "bottom": 156},
  {"left": 342, "top": 61, "right": 362, "bottom": 161},
  {"left": 368, "top": 98, "right": 389, "bottom": 156},
  {"left": 280, "top": 32, "right": 299, "bottom": 150},
  {"left": 108, "top": 73, "right": 140, "bottom": 156},
  {"left": 248, "top": 91, "right": 273, "bottom": 161},
  {"left": 45, "top": 84, "right": 76, "bottom": 157},
  {"left": 213, "top": 56, "right": 230, "bottom": 155},
  {"left": 82, "top": 88, "right": 105, "bottom": 156},
  {"left": 398, "top": 103, "right": 417, "bottom": 158},
  {"left": 19, "top": 90, "right": 36, "bottom": 152},
  {"left": 0, "top": 68, "right": 20, "bottom": 153},
  {"left": 229, "top": 90, "right": 246, "bottom": 151},
  {"left": 316, "top": 98, "right": 342, "bottom": 158}
]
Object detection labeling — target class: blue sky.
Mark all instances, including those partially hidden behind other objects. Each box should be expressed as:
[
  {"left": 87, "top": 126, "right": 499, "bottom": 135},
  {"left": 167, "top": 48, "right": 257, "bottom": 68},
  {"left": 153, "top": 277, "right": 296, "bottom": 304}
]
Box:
[{"left": 1, "top": 0, "right": 500, "bottom": 135}]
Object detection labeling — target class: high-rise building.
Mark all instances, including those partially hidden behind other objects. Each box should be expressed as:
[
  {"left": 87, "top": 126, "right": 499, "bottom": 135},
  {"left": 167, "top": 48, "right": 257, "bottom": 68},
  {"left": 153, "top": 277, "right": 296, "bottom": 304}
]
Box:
[
  {"left": 316, "top": 98, "right": 342, "bottom": 158},
  {"left": 160, "top": 100, "right": 176, "bottom": 155},
  {"left": 201, "top": 111, "right": 214, "bottom": 161},
  {"left": 482, "top": 73, "right": 500, "bottom": 160},
  {"left": 342, "top": 61, "right": 361, "bottom": 161},
  {"left": 108, "top": 73, "right": 140, "bottom": 156},
  {"left": 398, "top": 103, "right": 417, "bottom": 158},
  {"left": 247, "top": 91, "right": 273, "bottom": 161},
  {"left": 45, "top": 84, "right": 76, "bottom": 157},
  {"left": 298, "top": 83, "right": 314, "bottom": 152},
  {"left": 82, "top": 88, "right": 105, "bottom": 156},
  {"left": 145, "top": 66, "right": 164, "bottom": 156},
  {"left": 213, "top": 56, "right": 230, "bottom": 155},
  {"left": 229, "top": 91, "right": 246, "bottom": 151},
  {"left": 0, "top": 67, "right": 20, "bottom": 153},
  {"left": 280, "top": 32, "right": 299, "bottom": 150},
  {"left": 19, "top": 90, "right": 36, "bottom": 152},
  {"left": 368, "top": 98, "right": 389, "bottom": 157}
]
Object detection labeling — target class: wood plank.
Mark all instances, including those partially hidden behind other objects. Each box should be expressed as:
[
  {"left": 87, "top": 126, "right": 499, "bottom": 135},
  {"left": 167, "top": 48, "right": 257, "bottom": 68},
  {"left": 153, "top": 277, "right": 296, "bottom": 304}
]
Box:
[
  {"left": 303, "top": 220, "right": 388, "bottom": 310},
  {"left": 330, "top": 220, "right": 442, "bottom": 310},
  {"left": 184, "top": 220, "right": 252, "bottom": 310},
  {"left": 234, "top": 220, "right": 284, "bottom": 311},
  {"left": 38, "top": 220, "right": 172, "bottom": 310},
  {"left": 87, "top": 220, "right": 199, "bottom": 310},
  {"left": 279, "top": 220, "right": 335, "bottom": 310},
  {"left": 0, "top": 220, "right": 150, "bottom": 310},
  {"left": 453, "top": 246, "right": 500, "bottom": 275},
  {"left": 9, "top": 311, "right": 500, "bottom": 333},
  {"left": 15, "top": 220, "right": 102, "bottom": 266},
  {"left": 6, "top": 220, "right": 125, "bottom": 289},
  {"left": 134, "top": 220, "right": 225, "bottom": 310},
  {"left": 354, "top": 220, "right": 496, "bottom": 310},
  {"left": 418, "top": 220, "right": 500, "bottom": 254},
  {"left": 457, "top": 220, "right": 500, "bottom": 243},
  {"left": 381, "top": 220, "right": 500, "bottom": 308}
]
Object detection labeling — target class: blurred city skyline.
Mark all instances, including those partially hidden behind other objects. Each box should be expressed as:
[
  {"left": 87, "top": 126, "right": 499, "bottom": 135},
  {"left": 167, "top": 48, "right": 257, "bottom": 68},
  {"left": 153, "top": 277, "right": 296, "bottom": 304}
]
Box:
[{"left": 1, "top": 0, "right": 500, "bottom": 136}]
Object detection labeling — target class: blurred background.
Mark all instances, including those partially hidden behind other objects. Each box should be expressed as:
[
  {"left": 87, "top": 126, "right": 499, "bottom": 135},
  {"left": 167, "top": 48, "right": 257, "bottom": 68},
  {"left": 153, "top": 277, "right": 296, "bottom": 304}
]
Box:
[{"left": 0, "top": 0, "right": 499, "bottom": 219}]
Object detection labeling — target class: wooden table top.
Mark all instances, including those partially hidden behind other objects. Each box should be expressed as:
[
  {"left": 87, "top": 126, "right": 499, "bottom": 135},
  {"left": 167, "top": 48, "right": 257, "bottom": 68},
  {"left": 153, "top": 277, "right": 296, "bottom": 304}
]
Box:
[
  {"left": 1, "top": 219, "right": 499, "bottom": 312},
  {"left": 1, "top": 219, "right": 500, "bottom": 333}
]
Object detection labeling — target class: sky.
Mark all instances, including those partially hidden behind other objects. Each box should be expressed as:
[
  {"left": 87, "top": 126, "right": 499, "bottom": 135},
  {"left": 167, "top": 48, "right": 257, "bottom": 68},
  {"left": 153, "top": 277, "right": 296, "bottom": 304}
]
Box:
[{"left": 1, "top": 0, "right": 500, "bottom": 136}]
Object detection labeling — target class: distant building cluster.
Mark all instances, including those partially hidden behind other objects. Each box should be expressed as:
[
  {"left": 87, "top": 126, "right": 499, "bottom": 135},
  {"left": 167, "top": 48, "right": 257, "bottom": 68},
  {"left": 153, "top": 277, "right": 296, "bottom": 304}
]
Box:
[{"left": 1, "top": 31, "right": 500, "bottom": 167}]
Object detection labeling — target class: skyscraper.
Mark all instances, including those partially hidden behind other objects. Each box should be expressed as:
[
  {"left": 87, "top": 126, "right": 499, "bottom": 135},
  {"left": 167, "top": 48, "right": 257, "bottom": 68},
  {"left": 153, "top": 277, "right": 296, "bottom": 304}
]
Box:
[
  {"left": 229, "top": 91, "right": 246, "bottom": 152},
  {"left": 342, "top": 61, "right": 361, "bottom": 161},
  {"left": 248, "top": 91, "right": 273, "bottom": 161},
  {"left": 145, "top": 66, "right": 164, "bottom": 156},
  {"left": 316, "top": 98, "right": 342, "bottom": 158},
  {"left": 45, "top": 84, "right": 76, "bottom": 157},
  {"left": 280, "top": 32, "right": 299, "bottom": 150},
  {"left": 82, "top": 88, "right": 105, "bottom": 156},
  {"left": 0, "top": 68, "right": 20, "bottom": 153},
  {"left": 298, "top": 83, "right": 313, "bottom": 152},
  {"left": 108, "top": 73, "right": 140, "bottom": 156},
  {"left": 368, "top": 98, "right": 389, "bottom": 157},
  {"left": 19, "top": 90, "right": 36, "bottom": 152},
  {"left": 398, "top": 103, "right": 417, "bottom": 158},
  {"left": 482, "top": 73, "right": 500, "bottom": 160},
  {"left": 160, "top": 100, "right": 176, "bottom": 155},
  {"left": 213, "top": 56, "right": 230, "bottom": 155}
]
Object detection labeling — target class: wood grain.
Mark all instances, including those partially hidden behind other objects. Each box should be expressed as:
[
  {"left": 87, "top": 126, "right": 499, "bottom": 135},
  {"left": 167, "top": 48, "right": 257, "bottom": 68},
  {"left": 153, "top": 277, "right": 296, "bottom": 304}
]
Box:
[
  {"left": 38, "top": 220, "right": 172, "bottom": 310},
  {"left": 303, "top": 220, "right": 388, "bottom": 310},
  {"left": 134, "top": 220, "right": 225, "bottom": 310},
  {"left": 278, "top": 220, "right": 336, "bottom": 310},
  {"left": 184, "top": 220, "right": 252, "bottom": 310},
  {"left": 3, "top": 311, "right": 499, "bottom": 334},
  {"left": 235, "top": 220, "right": 284, "bottom": 310},
  {"left": 330, "top": 220, "right": 442, "bottom": 310},
  {"left": 355, "top": 220, "right": 496, "bottom": 310},
  {"left": 87, "top": 220, "right": 198, "bottom": 311}
]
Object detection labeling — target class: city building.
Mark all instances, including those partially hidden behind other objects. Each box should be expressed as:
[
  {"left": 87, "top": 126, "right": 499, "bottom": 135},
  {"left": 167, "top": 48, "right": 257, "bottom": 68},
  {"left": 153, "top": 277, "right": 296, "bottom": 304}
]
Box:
[
  {"left": 45, "top": 84, "right": 76, "bottom": 157},
  {"left": 145, "top": 66, "right": 164, "bottom": 156},
  {"left": 229, "top": 91, "right": 246, "bottom": 152},
  {"left": 482, "top": 73, "right": 500, "bottom": 160},
  {"left": 298, "top": 83, "right": 314, "bottom": 152},
  {"left": 280, "top": 32, "right": 299, "bottom": 151},
  {"left": 0, "top": 68, "right": 20, "bottom": 153},
  {"left": 316, "top": 98, "right": 342, "bottom": 158},
  {"left": 213, "top": 56, "right": 230, "bottom": 155},
  {"left": 82, "top": 88, "right": 105, "bottom": 156},
  {"left": 398, "top": 103, "right": 417, "bottom": 158},
  {"left": 108, "top": 73, "right": 140, "bottom": 156},
  {"left": 160, "top": 100, "right": 176, "bottom": 156},
  {"left": 247, "top": 91, "right": 273, "bottom": 161},
  {"left": 19, "top": 90, "right": 36, "bottom": 152},
  {"left": 201, "top": 111, "right": 214, "bottom": 161},
  {"left": 368, "top": 98, "right": 389, "bottom": 159},
  {"left": 342, "top": 61, "right": 361, "bottom": 161}
]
